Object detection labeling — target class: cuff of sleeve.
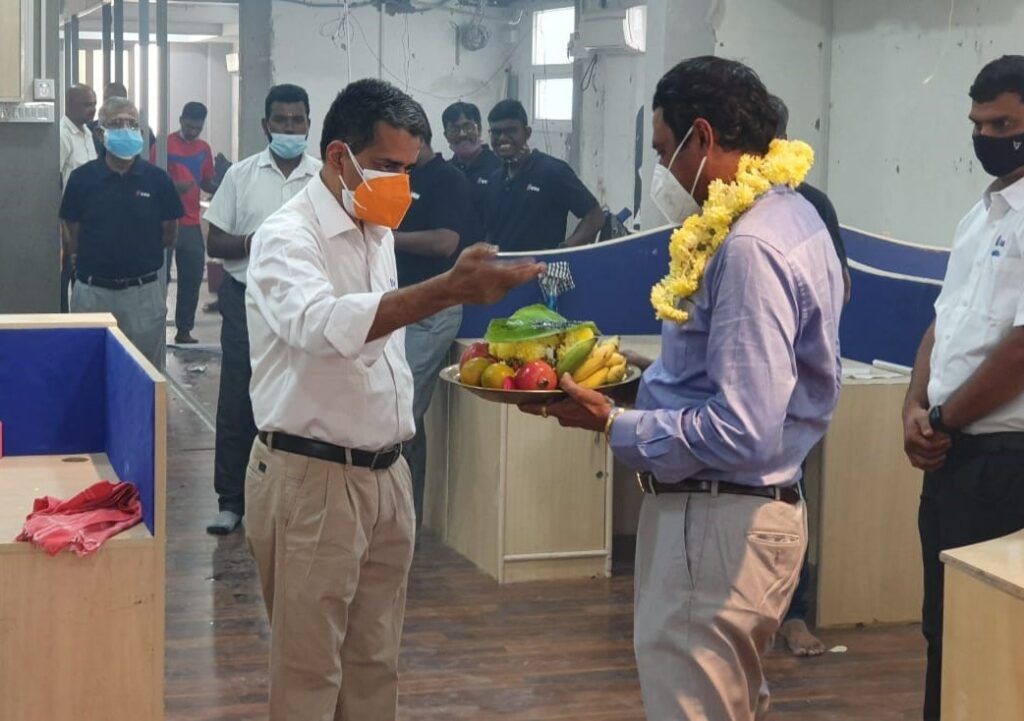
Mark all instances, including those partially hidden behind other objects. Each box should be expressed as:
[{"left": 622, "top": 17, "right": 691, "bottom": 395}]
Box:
[
  {"left": 323, "top": 291, "right": 390, "bottom": 365},
  {"left": 609, "top": 410, "right": 648, "bottom": 470}
]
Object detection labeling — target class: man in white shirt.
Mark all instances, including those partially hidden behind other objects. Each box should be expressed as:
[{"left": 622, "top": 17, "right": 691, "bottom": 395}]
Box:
[
  {"left": 202, "top": 84, "right": 321, "bottom": 536},
  {"left": 60, "top": 84, "right": 98, "bottom": 312},
  {"left": 245, "top": 79, "right": 544, "bottom": 721},
  {"left": 903, "top": 54, "right": 1024, "bottom": 721}
]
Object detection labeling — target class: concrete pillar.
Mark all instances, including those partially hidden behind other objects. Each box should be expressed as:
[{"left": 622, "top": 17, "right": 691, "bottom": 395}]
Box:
[{"left": 239, "top": 0, "right": 273, "bottom": 159}]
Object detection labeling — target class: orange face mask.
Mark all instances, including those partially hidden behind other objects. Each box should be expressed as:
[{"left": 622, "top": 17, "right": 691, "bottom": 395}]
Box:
[{"left": 339, "top": 146, "right": 413, "bottom": 229}]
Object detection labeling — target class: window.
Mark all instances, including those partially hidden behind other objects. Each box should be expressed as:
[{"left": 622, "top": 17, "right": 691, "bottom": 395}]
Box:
[{"left": 531, "top": 6, "right": 575, "bottom": 123}]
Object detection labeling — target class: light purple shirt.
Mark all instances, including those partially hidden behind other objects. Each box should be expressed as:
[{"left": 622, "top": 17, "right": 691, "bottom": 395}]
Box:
[{"left": 611, "top": 186, "right": 843, "bottom": 487}]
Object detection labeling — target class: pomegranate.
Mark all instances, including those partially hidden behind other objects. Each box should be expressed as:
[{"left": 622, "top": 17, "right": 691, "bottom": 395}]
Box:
[{"left": 514, "top": 360, "right": 558, "bottom": 391}]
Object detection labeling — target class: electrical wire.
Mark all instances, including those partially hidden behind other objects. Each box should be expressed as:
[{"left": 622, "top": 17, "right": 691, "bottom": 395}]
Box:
[{"left": 347, "top": 9, "right": 529, "bottom": 102}]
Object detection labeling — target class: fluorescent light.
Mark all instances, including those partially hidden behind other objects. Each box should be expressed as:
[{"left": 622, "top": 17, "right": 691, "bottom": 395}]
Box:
[
  {"left": 225, "top": 52, "right": 238, "bottom": 74},
  {"left": 76, "top": 30, "right": 219, "bottom": 43}
]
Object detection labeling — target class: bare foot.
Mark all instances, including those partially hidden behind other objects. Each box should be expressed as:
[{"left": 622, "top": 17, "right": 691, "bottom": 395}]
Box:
[{"left": 780, "top": 619, "right": 826, "bottom": 657}]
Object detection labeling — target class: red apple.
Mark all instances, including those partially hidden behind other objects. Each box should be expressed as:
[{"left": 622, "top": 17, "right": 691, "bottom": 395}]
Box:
[
  {"left": 514, "top": 360, "right": 558, "bottom": 391},
  {"left": 460, "top": 341, "right": 494, "bottom": 369}
]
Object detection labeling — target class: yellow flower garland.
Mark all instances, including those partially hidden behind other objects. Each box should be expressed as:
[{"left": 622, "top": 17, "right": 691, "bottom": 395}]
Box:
[{"left": 651, "top": 138, "right": 815, "bottom": 323}]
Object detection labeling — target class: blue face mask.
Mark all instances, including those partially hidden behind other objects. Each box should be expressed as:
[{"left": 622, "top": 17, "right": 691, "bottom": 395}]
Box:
[
  {"left": 104, "top": 128, "right": 144, "bottom": 160},
  {"left": 269, "top": 133, "right": 308, "bottom": 160}
]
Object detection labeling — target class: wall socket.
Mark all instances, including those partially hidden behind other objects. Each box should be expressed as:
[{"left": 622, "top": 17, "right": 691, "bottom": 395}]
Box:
[{"left": 33, "top": 78, "right": 56, "bottom": 101}]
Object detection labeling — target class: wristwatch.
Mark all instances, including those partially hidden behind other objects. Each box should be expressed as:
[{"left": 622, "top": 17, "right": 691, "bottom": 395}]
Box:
[{"left": 928, "top": 405, "right": 954, "bottom": 434}]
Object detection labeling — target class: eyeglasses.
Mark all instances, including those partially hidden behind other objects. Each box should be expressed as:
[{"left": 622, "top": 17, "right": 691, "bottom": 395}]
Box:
[
  {"left": 445, "top": 121, "right": 479, "bottom": 137},
  {"left": 103, "top": 119, "right": 140, "bottom": 130}
]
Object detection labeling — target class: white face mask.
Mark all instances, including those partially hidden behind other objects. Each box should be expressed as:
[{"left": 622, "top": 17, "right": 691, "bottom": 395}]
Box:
[{"left": 650, "top": 125, "right": 707, "bottom": 225}]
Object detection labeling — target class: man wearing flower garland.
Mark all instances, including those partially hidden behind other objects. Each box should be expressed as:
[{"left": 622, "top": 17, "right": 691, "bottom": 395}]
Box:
[
  {"left": 903, "top": 54, "right": 1024, "bottom": 721},
  {"left": 522, "top": 56, "right": 843, "bottom": 720}
]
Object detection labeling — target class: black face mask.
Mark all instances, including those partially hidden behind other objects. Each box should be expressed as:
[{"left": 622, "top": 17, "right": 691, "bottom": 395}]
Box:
[{"left": 973, "top": 132, "right": 1024, "bottom": 177}]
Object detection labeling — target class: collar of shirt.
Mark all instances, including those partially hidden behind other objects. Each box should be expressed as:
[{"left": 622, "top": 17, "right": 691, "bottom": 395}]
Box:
[
  {"left": 257, "top": 147, "right": 321, "bottom": 179},
  {"left": 61, "top": 115, "right": 89, "bottom": 137},
  {"left": 985, "top": 171, "right": 1024, "bottom": 217},
  {"left": 307, "top": 172, "right": 389, "bottom": 247},
  {"left": 97, "top": 156, "right": 146, "bottom": 179}
]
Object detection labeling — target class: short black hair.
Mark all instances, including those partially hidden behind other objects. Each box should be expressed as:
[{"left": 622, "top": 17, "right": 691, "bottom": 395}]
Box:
[
  {"left": 319, "top": 78, "right": 429, "bottom": 159},
  {"left": 181, "top": 101, "right": 208, "bottom": 121},
  {"left": 768, "top": 94, "right": 789, "bottom": 139},
  {"left": 419, "top": 107, "right": 433, "bottom": 147},
  {"left": 265, "top": 83, "right": 311, "bottom": 119},
  {"left": 488, "top": 98, "right": 529, "bottom": 127},
  {"left": 442, "top": 101, "right": 482, "bottom": 129},
  {"left": 970, "top": 55, "right": 1024, "bottom": 104},
  {"left": 653, "top": 56, "right": 778, "bottom": 154}
]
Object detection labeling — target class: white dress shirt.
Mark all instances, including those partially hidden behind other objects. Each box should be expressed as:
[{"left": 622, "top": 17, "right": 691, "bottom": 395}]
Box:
[
  {"left": 930, "top": 174, "right": 1024, "bottom": 433},
  {"left": 59, "top": 115, "right": 97, "bottom": 188},
  {"left": 246, "top": 174, "right": 414, "bottom": 450},
  {"left": 203, "top": 147, "right": 321, "bottom": 283}
]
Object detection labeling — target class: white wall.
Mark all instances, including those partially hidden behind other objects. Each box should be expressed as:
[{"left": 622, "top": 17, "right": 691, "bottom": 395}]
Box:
[
  {"left": 168, "top": 42, "right": 235, "bottom": 160},
  {"left": 715, "top": 0, "right": 833, "bottom": 189},
  {"left": 270, "top": 2, "right": 517, "bottom": 156},
  {"left": 828, "top": 0, "right": 1024, "bottom": 247}
]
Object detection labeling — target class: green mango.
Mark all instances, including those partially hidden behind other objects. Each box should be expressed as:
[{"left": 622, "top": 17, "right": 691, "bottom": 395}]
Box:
[{"left": 555, "top": 337, "right": 598, "bottom": 376}]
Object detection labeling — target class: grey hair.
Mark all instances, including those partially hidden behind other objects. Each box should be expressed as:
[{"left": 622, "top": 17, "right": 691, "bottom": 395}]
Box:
[{"left": 99, "top": 96, "right": 137, "bottom": 125}]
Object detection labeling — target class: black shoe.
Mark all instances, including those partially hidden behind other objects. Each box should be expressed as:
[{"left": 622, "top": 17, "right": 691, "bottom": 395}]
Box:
[{"left": 175, "top": 332, "right": 199, "bottom": 344}]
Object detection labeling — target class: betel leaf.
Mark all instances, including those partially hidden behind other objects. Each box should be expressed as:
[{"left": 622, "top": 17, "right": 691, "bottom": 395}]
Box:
[
  {"left": 483, "top": 317, "right": 599, "bottom": 343},
  {"left": 508, "top": 304, "right": 566, "bottom": 323}
]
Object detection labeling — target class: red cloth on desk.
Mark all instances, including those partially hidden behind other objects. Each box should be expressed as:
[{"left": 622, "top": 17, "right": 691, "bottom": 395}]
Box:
[{"left": 16, "top": 481, "right": 142, "bottom": 556}]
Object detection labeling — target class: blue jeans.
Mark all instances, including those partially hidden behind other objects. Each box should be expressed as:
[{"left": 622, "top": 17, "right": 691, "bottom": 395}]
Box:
[{"left": 402, "top": 305, "right": 462, "bottom": 526}]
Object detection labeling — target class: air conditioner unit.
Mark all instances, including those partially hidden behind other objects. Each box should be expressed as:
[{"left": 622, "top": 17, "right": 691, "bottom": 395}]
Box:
[{"left": 571, "top": 6, "right": 647, "bottom": 56}]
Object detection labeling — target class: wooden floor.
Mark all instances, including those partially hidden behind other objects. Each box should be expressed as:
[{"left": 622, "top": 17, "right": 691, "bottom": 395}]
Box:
[{"left": 161, "top": 287, "right": 927, "bottom": 720}]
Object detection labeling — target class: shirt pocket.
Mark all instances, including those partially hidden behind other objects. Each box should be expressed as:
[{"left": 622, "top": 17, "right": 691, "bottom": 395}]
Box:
[{"left": 990, "top": 257, "right": 1024, "bottom": 322}]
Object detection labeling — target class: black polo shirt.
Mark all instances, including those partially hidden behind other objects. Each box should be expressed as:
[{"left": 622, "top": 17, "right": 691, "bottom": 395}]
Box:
[
  {"left": 797, "top": 182, "right": 849, "bottom": 270},
  {"left": 60, "top": 157, "right": 183, "bottom": 279},
  {"left": 449, "top": 144, "right": 502, "bottom": 245},
  {"left": 396, "top": 154, "right": 474, "bottom": 287},
  {"left": 483, "top": 150, "right": 599, "bottom": 252}
]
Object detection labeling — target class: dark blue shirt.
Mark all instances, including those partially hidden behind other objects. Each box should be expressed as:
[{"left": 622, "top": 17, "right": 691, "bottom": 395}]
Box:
[
  {"left": 450, "top": 144, "right": 503, "bottom": 242},
  {"left": 396, "top": 154, "right": 474, "bottom": 287},
  {"left": 484, "top": 150, "right": 599, "bottom": 252},
  {"left": 60, "top": 157, "right": 184, "bottom": 278}
]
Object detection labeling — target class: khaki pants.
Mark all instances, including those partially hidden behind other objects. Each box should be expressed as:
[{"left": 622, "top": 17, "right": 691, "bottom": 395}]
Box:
[
  {"left": 245, "top": 437, "right": 416, "bottom": 721},
  {"left": 634, "top": 491, "right": 806, "bottom": 721}
]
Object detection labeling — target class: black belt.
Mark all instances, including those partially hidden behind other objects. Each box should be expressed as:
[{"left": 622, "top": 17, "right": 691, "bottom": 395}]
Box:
[
  {"left": 636, "top": 472, "right": 801, "bottom": 504},
  {"left": 258, "top": 431, "right": 402, "bottom": 471},
  {"left": 76, "top": 272, "right": 159, "bottom": 290}
]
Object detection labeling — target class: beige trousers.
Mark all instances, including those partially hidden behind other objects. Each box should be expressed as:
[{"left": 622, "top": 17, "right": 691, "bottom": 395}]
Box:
[
  {"left": 634, "top": 491, "right": 806, "bottom": 721},
  {"left": 245, "top": 437, "right": 416, "bottom": 721}
]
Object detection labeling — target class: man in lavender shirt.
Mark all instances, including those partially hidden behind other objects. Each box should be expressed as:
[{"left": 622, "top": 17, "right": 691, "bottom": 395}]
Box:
[{"left": 523, "top": 57, "right": 843, "bottom": 720}]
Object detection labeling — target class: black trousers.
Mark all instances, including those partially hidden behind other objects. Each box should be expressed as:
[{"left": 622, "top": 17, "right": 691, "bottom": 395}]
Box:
[
  {"left": 165, "top": 224, "right": 206, "bottom": 334},
  {"left": 213, "top": 274, "right": 256, "bottom": 515},
  {"left": 919, "top": 431, "right": 1024, "bottom": 720}
]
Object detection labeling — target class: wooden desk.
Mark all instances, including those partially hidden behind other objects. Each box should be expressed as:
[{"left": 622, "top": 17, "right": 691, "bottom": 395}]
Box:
[
  {"left": 423, "top": 341, "right": 612, "bottom": 583},
  {"left": 940, "top": 532, "right": 1024, "bottom": 720}
]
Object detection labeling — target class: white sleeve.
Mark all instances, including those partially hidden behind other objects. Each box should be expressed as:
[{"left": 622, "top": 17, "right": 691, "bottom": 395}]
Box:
[
  {"left": 202, "top": 165, "right": 238, "bottom": 233},
  {"left": 246, "top": 221, "right": 389, "bottom": 365}
]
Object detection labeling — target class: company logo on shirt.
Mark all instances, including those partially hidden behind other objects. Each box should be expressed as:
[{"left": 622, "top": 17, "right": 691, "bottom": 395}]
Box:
[
  {"left": 526, "top": 184, "right": 541, "bottom": 193},
  {"left": 477, "top": 178, "right": 489, "bottom": 186},
  {"left": 992, "top": 235, "right": 1006, "bottom": 257},
  {"left": 135, "top": 190, "right": 152, "bottom": 198}
]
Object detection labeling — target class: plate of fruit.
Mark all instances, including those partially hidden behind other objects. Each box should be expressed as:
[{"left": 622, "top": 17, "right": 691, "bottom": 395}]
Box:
[{"left": 439, "top": 304, "right": 641, "bottom": 404}]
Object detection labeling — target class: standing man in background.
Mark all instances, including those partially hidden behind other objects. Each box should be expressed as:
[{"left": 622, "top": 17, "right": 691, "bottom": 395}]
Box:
[
  {"left": 443, "top": 100, "right": 501, "bottom": 242},
  {"left": 61, "top": 97, "right": 183, "bottom": 371},
  {"left": 60, "top": 84, "right": 98, "bottom": 312},
  {"left": 155, "top": 101, "right": 218, "bottom": 345},
  {"left": 484, "top": 99, "right": 604, "bottom": 251},
  {"left": 395, "top": 113, "right": 474, "bottom": 527},
  {"left": 203, "top": 84, "right": 320, "bottom": 535},
  {"left": 903, "top": 54, "right": 1024, "bottom": 721},
  {"left": 769, "top": 93, "right": 849, "bottom": 658},
  {"left": 244, "top": 79, "right": 543, "bottom": 720}
]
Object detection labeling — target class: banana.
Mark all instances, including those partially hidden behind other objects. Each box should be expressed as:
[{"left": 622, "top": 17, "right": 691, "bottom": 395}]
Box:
[
  {"left": 578, "top": 366, "right": 611, "bottom": 389},
  {"left": 607, "top": 352, "right": 626, "bottom": 368},
  {"left": 555, "top": 337, "right": 598, "bottom": 377},
  {"left": 572, "top": 342, "right": 615, "bottom": 382},
  {"left": 606, "top": 361, "right": 627, "bottom": 384}
]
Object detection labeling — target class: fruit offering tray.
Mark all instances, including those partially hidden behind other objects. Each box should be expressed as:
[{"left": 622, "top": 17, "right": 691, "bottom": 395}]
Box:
[{"left": 440, "top": 304, "right": 642, "bottom": 405}]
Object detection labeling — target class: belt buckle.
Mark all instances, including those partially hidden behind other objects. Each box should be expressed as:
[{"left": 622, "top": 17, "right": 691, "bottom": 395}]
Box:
[
  {"left": 370, "top": 444, "right": 398, "bottom": 471},
  {"left": 635, "top": 472, "right": 657, "bottom": 496}
]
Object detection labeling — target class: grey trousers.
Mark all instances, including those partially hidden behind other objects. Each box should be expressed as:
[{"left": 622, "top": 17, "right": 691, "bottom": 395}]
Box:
[
  {"left": 164, "top": 224, "right": 205, "bottom": 334},
  {"left": 71, "top": 278, "right": 166, "bottom": 371},
  {"left": 401, "top": 304, "right": 462, "bottom": 525},
  {"left": 634, "top": 491, "right": 806, "bottom": 721}
]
